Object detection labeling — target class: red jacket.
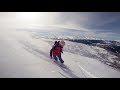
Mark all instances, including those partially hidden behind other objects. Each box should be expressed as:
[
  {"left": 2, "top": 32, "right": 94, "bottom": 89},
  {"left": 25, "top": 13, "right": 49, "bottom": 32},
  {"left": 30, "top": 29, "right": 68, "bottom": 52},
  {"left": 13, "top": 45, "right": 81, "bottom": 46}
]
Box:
[
  {"left": 50, "top": 43, "right": 63, "bottom": 57},
  {"left": 52, "top": 46, "right": 62, "bottom": 56}
]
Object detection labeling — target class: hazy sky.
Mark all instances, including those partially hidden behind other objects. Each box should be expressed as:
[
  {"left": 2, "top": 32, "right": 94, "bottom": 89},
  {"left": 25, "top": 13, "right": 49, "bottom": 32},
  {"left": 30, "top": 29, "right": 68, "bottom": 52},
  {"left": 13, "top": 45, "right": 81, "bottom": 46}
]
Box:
[{"left": 0, "top": 12, "right": 120, "bottom": 40}]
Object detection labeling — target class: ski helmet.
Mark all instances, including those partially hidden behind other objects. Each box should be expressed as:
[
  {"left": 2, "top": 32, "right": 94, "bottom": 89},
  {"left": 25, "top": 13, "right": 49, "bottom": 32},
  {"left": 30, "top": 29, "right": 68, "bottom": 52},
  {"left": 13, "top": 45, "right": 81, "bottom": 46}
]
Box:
[{"left": 59, "top": 40, "right": 65, "bottom": 47}]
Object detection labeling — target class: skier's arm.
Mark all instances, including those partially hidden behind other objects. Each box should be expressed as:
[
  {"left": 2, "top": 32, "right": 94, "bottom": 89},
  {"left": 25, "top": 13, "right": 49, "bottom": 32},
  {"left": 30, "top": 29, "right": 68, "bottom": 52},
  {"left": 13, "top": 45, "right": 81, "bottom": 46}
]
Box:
[
  {"left": 50, "top": 45, "right": 56, "bottom": 58},
  {"left": 50, "top": 49, "right": 52, "bottom": 58}
]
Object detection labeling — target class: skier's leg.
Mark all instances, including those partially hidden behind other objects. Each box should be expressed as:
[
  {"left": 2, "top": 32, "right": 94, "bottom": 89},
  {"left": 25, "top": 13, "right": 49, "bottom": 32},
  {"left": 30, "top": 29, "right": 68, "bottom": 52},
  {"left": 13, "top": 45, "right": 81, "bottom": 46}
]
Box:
[
  {"left": 53, "top": 56, "right": 58, "bottom": 61},
  {"left": 58, "top": 55, "right": 64, "bottom": 63}
]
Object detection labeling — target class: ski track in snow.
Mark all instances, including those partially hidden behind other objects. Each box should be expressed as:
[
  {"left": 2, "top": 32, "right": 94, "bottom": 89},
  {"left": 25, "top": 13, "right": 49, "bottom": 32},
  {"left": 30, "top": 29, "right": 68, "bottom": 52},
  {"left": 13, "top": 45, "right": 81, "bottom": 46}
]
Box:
[{"left": 77, "top": 64, "right": 97, "bottom": 78}]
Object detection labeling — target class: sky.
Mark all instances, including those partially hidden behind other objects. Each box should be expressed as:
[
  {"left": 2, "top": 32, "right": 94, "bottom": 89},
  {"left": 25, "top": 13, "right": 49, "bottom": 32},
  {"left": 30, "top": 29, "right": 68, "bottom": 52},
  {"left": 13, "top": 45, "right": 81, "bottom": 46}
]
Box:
[{"left": 0, "top": 12, "right": 120, "bottom": 40}]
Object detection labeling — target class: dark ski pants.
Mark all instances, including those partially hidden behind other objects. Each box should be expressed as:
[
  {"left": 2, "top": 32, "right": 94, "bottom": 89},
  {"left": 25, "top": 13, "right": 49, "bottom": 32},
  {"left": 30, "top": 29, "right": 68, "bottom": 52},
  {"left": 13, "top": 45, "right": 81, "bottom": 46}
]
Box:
[{"left": 53, "top": 55, "right": 64, "bottom": 63}]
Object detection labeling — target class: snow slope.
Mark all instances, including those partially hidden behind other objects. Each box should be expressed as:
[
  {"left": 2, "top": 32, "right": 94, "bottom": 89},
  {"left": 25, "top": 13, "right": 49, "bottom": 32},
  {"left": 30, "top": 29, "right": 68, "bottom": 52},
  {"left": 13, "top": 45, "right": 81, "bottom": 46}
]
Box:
[{"left": 0, "top": 29, "right": 120, "bottom": 78}]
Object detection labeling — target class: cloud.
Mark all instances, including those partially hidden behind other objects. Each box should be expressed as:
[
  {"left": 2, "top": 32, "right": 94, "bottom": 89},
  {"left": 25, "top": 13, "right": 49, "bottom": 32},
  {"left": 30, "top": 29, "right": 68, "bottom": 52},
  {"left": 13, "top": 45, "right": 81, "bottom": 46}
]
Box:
[
  {"left": 0, "top": 12, "right": 120, "bottom": 40},
  {"left": 57, "top": 12, "right": 120, "bottom": 28}
]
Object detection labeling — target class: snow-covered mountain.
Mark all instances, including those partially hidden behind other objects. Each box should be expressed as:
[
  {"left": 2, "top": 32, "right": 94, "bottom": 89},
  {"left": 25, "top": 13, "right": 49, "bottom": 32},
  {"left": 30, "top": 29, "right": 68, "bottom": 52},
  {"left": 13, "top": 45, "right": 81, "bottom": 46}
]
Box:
[
  {"left": 0, "top": 27, "right": 120, "bottom": 78},
  {"left": 67, "top": 39, "right": 120, "bottom": 69},
  {"left": 27, "top": 27, "right": 120, "bottom": 70}
]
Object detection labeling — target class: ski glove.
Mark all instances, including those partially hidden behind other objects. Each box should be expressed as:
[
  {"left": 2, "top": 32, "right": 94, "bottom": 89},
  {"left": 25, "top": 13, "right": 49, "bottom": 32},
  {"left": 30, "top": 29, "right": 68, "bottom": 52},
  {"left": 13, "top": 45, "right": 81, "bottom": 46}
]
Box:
[{"left": 50, "top": 56, "right": 52, "bottom": 59}]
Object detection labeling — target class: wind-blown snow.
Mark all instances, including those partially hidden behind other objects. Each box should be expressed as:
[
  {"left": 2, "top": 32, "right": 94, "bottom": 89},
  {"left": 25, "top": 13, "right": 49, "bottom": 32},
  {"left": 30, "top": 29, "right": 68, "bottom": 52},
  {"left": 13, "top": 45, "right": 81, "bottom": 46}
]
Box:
[{"left": 0, "top": 28, "right": 120, "bottom": 78}]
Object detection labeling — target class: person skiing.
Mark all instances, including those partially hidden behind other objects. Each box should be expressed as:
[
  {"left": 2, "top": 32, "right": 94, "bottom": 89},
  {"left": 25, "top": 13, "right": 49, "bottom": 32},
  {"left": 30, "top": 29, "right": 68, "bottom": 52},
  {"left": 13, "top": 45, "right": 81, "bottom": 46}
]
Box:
[{"left": 50, "top": 40, "right": 65, "bottom": 63}]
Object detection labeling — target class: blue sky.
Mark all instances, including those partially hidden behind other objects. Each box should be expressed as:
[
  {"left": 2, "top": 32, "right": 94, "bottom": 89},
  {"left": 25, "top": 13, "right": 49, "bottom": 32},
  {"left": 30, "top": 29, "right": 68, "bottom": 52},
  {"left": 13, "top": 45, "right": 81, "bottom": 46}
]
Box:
[{"left": 0, "top": 12, "right": 120, "bottom": 40}]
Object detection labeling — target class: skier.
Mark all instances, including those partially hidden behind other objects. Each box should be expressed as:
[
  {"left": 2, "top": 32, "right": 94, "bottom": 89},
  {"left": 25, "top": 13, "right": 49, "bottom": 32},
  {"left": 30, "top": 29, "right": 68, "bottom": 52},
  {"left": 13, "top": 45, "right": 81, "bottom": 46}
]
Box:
[{"left": 50, "top": 40, "right": 65, "bottom": 64}]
